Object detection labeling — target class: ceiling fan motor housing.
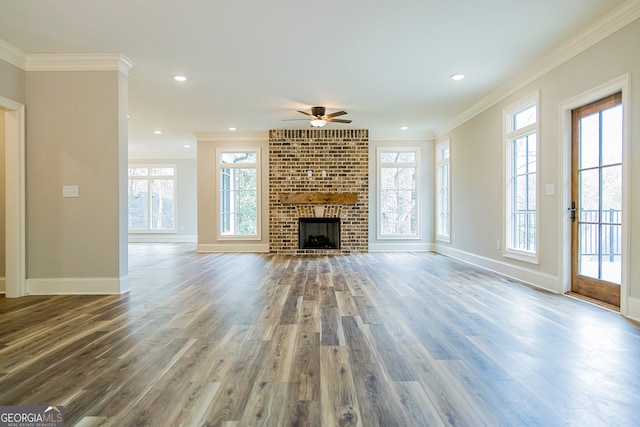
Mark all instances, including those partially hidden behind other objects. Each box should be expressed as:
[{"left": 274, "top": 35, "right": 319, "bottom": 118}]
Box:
[{"left": 311, "top": 106, "right": 326, "bottom": 117}]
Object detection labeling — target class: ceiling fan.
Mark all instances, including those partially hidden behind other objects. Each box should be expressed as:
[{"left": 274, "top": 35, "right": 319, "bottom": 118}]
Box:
[{"left": 284, "top": 106, "right": 352, "bottom": 127}]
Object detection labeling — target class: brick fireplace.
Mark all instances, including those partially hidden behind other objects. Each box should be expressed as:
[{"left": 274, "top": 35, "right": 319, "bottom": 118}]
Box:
[{"left": 269, "top": 129, "right": 369, "bottom": 254}]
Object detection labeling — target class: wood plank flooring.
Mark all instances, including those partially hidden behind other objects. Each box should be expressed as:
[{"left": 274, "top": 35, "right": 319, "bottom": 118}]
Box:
[{"left": 1, "top": 243, "right": 639, "bottom": 426}]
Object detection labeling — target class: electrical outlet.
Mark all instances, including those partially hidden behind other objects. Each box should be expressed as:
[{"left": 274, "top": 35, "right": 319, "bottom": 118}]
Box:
[
  {"left": 453, "top": 233, "right": 457, "bottom": 241},
  {"left": 496, "top": 240, "right": 501, "bottom": 250}
]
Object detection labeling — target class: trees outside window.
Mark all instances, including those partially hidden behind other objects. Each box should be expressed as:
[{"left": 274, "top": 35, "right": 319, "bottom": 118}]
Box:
[
  {"left": 378, "top": 148, "right": 419, "bottom": 238},
  {"left": 219, "top": 151, "right": 259, "bottom": 237},
  {"left": 128, "top": 166, "right": 176, "bottom": 232}
]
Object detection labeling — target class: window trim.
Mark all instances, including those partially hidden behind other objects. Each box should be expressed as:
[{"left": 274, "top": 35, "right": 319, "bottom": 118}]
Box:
[
  {"left": 127, "top": 163, "right": 177, "bottom": 234},
  {"left": 503, "top": 92, "right": 540, "bottom": 263},
  {"left": 435, "top": 138, "right": 451, "bottom": 243},
  {"left": 216, "top": 148, "right": 261, "bottom": 241},
  {"left": 377, "top": 146, "right": 421, "bottom": 240}
]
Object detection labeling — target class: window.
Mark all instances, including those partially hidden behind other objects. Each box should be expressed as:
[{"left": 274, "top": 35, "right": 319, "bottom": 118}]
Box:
[
  {"left": 378, "top": 147, "right": 419, "bottom": 238},
  {"left": 218, "top": 150, "right": 259, "bottom": 238},
  {"left": 505, "top": 93, "right": 539, "bottom": 261},
  {"left": 128, "top": 165, "right": 176, "bottom": 232},
  {"left": 436, "top": 139, "right": 451, "bottom": 242}
]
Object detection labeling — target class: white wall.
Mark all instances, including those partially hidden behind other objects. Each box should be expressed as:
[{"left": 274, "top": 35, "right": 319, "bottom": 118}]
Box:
[{"left": 436, "top": 16, "right": 640, "bottom": 321}]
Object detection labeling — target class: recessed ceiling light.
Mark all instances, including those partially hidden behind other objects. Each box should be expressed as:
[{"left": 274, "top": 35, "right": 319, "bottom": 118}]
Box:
[
  {"left": 401, "top": 126, "right": 408, "bottom": 130},
  {"left": 451, "top": 74, "right": 465, "bottom": 81},
  {"left": 184, "top": 144, "right": 191, "bottom": 148},
  {"left": 153, "top": 130, "right": 162, "bottom": 135},
  {"left": 174, "top": 75, "right": 187, "bottom": 82},
  {"left": 229, "top": 127, "right": 237, "bottom": 131}
]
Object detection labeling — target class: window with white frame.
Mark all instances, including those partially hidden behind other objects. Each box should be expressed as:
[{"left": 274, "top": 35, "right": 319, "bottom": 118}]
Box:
[
  {"left": 378, "top": 147, "right": 419, "bottom": 238},
  {"left": 505, "top": 93, "right": 539, "bottom": 260},
  {"left": 218, "top": 150, "right": 259, "bottom": 238},
  {"left": 128, "top": 165, "right": 176, "bottom": 232},
  {"left": 436, "top": 139, "right": 451, "bottom": 242}
]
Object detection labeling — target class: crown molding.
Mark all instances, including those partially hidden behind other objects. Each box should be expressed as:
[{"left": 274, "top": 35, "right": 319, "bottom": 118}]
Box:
[
  {"left": 436, "top": 0, "right": 640, "bottom": 138},
  {"left": 25, "top": 53, "right": 135, "bottom": 74},
  {"left": 0, "top": 39, "right": 27, "bottom": 70}
]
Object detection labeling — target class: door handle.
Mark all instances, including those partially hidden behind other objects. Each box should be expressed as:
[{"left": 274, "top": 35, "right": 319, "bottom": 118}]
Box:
[{"left": 568, "top": 201, "right": 576, "bottom": 223}]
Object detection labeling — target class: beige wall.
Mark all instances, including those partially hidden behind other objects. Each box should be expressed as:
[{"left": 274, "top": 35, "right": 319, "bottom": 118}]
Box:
[
  {"left": 438, "top": 18, "right": 640, "bottom": 315},
  {"left": 197, "top": 135, "right": 270, "bottom": 252},
  {"left": 0, "top": 112, "right": 5, "bottom": 280},
  {"left": 25, "top": 70, "right": 127, "bottom": 283},
  {"left": 0, "top": 60, "right": 25, "bottom": 104}
]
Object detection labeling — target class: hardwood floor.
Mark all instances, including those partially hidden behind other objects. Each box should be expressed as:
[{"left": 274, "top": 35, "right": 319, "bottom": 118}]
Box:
[{"left": 1, "top": 244, "right": 639, "bottom": 426}]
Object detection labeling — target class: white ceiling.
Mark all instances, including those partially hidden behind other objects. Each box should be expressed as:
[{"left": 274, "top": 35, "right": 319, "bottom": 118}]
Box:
[{"left": 0, "top": 0, "right": 627, "bottom": 158}]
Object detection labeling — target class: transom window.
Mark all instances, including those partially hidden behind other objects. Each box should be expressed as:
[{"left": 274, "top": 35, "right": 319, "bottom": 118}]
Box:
[
  {"left": 218, "top": 150, "right": 259, "bottom": 238},
  {"left": 378, "top": 147, "right": 419, "bottom": 238},
  {"left": 128, "top": 165, "right": 176, "bottom": 232},
  {"left": 505, "top": 93, "right": 539, "bottom": 261}
]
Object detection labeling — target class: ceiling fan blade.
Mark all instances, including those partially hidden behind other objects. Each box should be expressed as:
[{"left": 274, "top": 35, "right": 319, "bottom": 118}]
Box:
[
  {"left": 297, "top": 110, "right": 313, "bottom": 116},
  {"left": 327, "top": 118, "right": 352, "bottom": 123},
  {"left": 282, "top": 118, "right": 312, "bottom": 121},
  {"left": 326, "top": 110, "right": 347, "bottom": 118}
]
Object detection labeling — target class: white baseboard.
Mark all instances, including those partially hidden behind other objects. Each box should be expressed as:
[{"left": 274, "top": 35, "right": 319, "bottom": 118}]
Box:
[
  {"left": 26, "top": 276, "right": 130, "bottom": 295},
  {"left": 129, "top": 234, "right": 197, "bottom": 243},
  {"left": 435, "top": 244, "right": 560, "bottom": 293},
  {"left": 625, "top": 295, "right": 640, "bottom": 323},
  {"left": 197, "top": 243, "right": 269, "bottom": 253},
  {"left": 369, "top": 242, "right": 435, "bottom": 252}
]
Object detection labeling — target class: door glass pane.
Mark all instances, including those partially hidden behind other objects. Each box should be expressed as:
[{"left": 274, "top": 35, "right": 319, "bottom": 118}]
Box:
[
  {"left": 579, "top": 223, "right": 599, "bottom": 279},
  {"left": 602, "top": 105, "right": 623, "bottom": 166},
  {"left": 580, "top": 113, "right": 600, "bottom": 169},
  {"left": 579, "top": 169, "right": 599, "bottom": 222},
  {"left": 601, "top": 224, "right": 622, "bottom": 284},
  {"left": 601, "top": 165, "right": 622, "bottom": 221}
]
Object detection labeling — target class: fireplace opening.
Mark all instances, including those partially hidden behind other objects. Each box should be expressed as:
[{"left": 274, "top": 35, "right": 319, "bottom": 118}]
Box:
[{"left": 299, "top": 218, "right": 340, "bottom": 249}]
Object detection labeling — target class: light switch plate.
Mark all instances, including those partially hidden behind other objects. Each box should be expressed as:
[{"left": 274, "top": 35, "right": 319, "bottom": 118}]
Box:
[
  {"left": 545, "top": 183, "right": 555, "bottom": 196},
  {"left": 63, "top": 185, "right": 79, "bottom": 198}
]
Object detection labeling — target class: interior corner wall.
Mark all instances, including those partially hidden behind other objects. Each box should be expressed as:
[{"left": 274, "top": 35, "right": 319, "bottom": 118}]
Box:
[
  {"left": 25, "top": 70, "right": 127, "bottom": 294},
  {"left": 0, "top": 59, "right": 25, "bottom": 104},
  {"left": 436, "top": 18, "right": 640, "bottom": 318}
]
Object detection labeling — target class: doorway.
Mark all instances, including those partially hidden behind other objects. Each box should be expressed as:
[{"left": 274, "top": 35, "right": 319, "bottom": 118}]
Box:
[
  {"left": 1, "top": 96, "right": 26, "bottom": 298},
  {"left": 570, "top": 92, "right": 622, "bottom": 308}
]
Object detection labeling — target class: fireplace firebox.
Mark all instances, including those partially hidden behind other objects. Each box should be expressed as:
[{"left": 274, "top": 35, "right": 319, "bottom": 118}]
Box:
[{"left": 299, "top": 218, "right": 340, "bottom": 250}]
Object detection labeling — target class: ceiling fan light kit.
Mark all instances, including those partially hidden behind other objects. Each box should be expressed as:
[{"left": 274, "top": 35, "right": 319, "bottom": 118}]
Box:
[{"left": 310, "top": 118, "right": 327, "bottom": 127}]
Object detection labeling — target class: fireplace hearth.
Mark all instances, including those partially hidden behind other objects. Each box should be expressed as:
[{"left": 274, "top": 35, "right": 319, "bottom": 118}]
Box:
[{"left": 299, "top": 218, "right": 340, "bottom": 250}]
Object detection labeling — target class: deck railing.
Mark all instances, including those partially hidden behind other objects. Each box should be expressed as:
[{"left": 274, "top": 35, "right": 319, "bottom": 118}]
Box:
[{"left": 580, "top": 209, "right": 621, "bottom": 261}]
